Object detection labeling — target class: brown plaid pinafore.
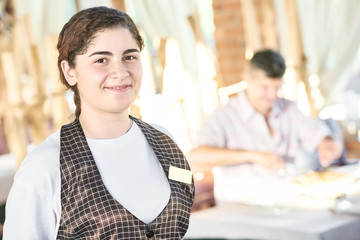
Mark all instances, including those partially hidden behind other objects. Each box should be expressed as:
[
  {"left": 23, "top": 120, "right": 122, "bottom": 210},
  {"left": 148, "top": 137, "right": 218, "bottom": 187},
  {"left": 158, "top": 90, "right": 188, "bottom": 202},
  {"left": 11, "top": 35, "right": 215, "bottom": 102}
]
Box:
[{"left": 56, "top": 116, "right": 194, "bottom": 239}]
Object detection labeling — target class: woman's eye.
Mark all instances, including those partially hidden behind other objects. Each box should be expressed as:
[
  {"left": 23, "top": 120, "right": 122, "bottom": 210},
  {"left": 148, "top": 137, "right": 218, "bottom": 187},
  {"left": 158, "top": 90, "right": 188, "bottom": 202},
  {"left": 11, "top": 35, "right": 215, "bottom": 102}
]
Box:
[
  {"left": 95, "top": 58, "right": 107, "bottom": 63},
  {"left": 123, "top": 55, "right": 136, "bottom": 61}
]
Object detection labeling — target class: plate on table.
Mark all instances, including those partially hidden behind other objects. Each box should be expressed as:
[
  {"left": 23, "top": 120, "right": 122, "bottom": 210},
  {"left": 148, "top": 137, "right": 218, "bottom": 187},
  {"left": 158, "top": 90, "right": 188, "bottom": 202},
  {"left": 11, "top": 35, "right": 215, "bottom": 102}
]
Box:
[
  {"left": 332, "top": 194, "right": 360, "bottom": 215},
  {"left": 286, "top": 167, "right": 360, "bottom": 210}
]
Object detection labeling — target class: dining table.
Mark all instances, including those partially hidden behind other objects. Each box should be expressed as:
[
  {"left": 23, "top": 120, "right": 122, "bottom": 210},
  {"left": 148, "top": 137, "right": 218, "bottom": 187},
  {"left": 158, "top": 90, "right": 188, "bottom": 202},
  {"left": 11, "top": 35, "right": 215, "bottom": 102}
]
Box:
[
  {"left": 184, "top": 163, "right": 360, "bottom": 240},
  {"left": 184, "top": 202, "right": 360, "bottom": 240}
]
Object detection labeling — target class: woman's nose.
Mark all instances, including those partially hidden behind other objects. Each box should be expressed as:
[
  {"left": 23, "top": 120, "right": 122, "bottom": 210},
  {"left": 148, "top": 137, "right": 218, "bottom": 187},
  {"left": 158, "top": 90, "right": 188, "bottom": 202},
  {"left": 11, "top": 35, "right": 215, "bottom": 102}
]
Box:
[{"left": 109, "top": 61, "right": 129, "bottom": 79}]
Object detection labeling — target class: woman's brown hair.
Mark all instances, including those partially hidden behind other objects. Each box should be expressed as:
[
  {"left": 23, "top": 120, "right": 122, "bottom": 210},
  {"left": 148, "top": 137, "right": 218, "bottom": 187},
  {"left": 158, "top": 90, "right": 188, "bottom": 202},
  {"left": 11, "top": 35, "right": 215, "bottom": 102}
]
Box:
[{"left": 57, "top": 6, "right": 144, "bottom": 118}]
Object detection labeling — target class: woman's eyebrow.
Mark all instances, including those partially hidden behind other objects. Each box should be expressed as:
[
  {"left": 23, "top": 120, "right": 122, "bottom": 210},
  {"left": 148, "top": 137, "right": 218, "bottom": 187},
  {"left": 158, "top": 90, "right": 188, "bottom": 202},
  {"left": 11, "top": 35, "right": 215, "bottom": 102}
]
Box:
[
  {"left": 88, "top": 49, "right": 139, "bottom": 57},
  {"left": 88, "top": 51, "right": 112, "bottom": 57},
  {"left": 123, "top": 48, "right": 140, "bottom": 55}
]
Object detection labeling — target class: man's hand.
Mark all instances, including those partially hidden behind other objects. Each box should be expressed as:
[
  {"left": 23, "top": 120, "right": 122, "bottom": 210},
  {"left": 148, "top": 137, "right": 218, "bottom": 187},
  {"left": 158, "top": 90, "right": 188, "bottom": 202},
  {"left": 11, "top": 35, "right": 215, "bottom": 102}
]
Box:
[
  {"left": 252, "top": 152, "right": 285, "bottom": 173},
  {"left": 318, "top": 137, "right": 342, "bottom": 167}
]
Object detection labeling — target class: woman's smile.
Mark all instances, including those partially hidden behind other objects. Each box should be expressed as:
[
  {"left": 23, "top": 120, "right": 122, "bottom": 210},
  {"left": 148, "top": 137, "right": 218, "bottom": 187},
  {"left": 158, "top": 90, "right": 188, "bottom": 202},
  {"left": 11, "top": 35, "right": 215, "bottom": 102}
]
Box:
[
  {"left": 105, "top": 84, "right": 132, "bottom": 92},
  {"left": 66, "top": 27, "right": 143, "bottom": 115}
]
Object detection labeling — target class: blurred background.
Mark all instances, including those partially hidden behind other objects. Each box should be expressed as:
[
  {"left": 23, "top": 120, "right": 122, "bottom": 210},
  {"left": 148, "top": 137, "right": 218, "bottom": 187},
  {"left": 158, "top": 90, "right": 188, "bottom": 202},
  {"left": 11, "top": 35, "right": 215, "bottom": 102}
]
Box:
[{"left": 1, "top": 0, "right": 360, "bottom": 237}]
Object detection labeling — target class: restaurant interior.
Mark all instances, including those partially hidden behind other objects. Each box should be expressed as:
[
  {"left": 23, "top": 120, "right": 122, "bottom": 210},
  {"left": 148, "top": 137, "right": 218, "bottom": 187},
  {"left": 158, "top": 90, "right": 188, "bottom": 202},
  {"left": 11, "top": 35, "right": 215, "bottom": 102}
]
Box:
[{"left": 1, "top": 0, "right": 360, "bottom": 239}]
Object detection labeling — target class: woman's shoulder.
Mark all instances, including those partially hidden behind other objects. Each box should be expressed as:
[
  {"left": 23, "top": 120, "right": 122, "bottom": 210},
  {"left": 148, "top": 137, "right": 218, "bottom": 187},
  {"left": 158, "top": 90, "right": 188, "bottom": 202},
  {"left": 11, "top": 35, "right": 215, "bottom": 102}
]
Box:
[
  {"left": 15, "top": 130, "right": 61, "bottom": 186},
  {"left": 132, "top": 119, "right": 176, "bottom": 142},
  {"left": 5, "top": 131, "right": 61, "bottom": 239},
  {"left": 149, "top": 123, "right": 172, "bottom": 136},
  {"left": 24, "top": 130, "right": 60, "bottom": 165}
]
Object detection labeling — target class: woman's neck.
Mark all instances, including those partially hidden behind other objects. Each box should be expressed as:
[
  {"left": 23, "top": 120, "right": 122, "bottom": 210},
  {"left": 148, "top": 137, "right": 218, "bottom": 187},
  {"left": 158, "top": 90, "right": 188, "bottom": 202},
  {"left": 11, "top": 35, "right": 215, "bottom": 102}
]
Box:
[{"left": 79, "top": 112, "right": 133, "bottom": 139}]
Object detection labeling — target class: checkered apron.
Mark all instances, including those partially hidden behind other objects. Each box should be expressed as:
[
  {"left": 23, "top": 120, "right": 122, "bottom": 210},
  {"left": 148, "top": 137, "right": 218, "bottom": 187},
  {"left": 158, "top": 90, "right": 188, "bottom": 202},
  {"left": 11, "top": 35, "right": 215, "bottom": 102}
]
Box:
[{"left": 56, "top": 116, "right": 194, "bottom": 239}]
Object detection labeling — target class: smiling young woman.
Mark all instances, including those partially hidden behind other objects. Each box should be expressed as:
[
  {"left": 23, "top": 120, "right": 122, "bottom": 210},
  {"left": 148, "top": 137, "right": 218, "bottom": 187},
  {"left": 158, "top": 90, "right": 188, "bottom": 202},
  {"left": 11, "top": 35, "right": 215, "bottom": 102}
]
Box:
[
  {"left": 60, "top": 27, "right": 143, "bottom": 139},
  {"left": 3, "top": 6, "right": 194, "bottom": 239}
]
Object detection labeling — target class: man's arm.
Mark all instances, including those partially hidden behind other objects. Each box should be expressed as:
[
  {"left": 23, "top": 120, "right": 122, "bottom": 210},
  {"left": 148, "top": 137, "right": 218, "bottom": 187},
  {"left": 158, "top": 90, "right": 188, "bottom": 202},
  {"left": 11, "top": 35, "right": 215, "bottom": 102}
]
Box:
[
  {"left": 188, "top": 145, "right": 284, "bottom": 172},
  {"left": 317, "top": 136, "right": 343, "bottom": 167}
]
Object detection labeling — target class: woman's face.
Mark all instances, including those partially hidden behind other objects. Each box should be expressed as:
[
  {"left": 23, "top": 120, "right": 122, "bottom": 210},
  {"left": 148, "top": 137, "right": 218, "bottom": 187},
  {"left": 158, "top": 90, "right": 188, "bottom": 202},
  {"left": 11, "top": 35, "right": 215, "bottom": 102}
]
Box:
[{"left": 63, "top": 27, "right": 143, "bottom": 117}]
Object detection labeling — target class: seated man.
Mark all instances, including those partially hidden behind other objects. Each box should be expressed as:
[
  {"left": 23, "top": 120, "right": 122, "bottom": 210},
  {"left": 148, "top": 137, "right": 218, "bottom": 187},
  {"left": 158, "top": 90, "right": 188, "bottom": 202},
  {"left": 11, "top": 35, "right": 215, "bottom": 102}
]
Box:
[{"left": 189, "top": 49, "right": 343, "bottom": 204}]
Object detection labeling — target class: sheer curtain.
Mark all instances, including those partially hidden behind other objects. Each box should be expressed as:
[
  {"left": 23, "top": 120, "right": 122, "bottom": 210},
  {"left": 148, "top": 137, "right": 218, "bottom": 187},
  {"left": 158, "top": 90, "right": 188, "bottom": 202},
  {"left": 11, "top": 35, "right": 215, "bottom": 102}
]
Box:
[
  {"left": 296, "top": 0, "right": 360, "bottom": 107},
  {"left": 125, "top": 0, "right": 214, "bottom": 152},
  {"left": 126, "top": 0, "right": 198, "bottom": 82}
]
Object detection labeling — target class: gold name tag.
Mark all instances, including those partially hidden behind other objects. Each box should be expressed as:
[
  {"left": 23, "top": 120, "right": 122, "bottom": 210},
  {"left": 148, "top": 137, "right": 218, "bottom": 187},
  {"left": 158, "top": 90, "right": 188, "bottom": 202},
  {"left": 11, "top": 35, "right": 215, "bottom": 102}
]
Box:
[{"left": 169, "top": 166, "right": 192, "bottom": 184}]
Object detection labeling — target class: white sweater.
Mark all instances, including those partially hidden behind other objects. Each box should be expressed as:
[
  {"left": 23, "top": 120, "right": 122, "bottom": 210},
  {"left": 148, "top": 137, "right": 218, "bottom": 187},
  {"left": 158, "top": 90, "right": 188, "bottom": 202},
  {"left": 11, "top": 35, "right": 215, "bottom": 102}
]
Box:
[{"left": 3, "top": 121, "right": 172, "bottom": 240}]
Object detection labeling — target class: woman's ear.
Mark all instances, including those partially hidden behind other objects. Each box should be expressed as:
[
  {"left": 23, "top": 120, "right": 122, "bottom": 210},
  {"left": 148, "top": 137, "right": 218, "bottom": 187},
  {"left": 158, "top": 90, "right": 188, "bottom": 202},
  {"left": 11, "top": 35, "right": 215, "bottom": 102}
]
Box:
[{"left": 61, "top": 60, "right": 77, "bottom": 86}]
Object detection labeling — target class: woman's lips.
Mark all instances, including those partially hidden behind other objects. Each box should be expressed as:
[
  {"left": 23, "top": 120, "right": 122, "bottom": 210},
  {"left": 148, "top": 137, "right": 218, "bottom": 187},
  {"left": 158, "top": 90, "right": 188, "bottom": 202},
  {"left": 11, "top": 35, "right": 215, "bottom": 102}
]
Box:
[{"left": 106, "top": 85, "right": 131, "bottom": 92}]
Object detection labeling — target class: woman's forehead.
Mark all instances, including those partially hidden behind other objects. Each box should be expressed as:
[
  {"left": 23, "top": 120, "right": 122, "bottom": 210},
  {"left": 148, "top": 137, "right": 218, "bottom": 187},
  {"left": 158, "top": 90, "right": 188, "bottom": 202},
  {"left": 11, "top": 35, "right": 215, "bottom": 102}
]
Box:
[{"left": 86, "top": 28, "right": 137, "bottom": 50}]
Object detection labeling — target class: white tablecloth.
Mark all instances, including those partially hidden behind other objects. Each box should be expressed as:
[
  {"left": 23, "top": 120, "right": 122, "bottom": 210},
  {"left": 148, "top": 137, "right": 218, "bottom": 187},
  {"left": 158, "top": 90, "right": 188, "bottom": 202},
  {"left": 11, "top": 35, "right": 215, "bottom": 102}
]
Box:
[
  {"left": 212, "top": 164, "right": 360, "bottom": 210},
  {"left": 184, "top": 203, "right": 360, "bottom": 240},
  {"left": 186, "top": 164, "right": 360, "bottom": 240}
]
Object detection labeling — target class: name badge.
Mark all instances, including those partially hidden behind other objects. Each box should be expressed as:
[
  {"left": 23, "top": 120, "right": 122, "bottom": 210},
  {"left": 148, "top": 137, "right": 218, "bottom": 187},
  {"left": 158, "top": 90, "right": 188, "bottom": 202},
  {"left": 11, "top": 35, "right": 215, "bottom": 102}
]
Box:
[{"left": 169, "top": 166, "right": 192, "bottom": 184}]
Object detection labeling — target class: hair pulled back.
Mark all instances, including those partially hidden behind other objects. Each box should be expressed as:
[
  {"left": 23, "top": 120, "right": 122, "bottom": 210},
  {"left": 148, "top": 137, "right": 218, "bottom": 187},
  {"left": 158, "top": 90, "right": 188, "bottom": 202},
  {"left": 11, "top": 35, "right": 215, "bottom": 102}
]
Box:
[{"left": 57, "top": 6, "right": 144, "bottom": 118}]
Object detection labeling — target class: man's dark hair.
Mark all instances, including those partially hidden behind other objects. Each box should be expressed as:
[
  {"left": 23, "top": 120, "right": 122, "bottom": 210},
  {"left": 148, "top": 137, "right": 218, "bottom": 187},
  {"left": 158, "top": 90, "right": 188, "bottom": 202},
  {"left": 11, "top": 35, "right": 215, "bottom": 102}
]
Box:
[{"left": 250, "top": 49, "right": 286, "bottom": 78}]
